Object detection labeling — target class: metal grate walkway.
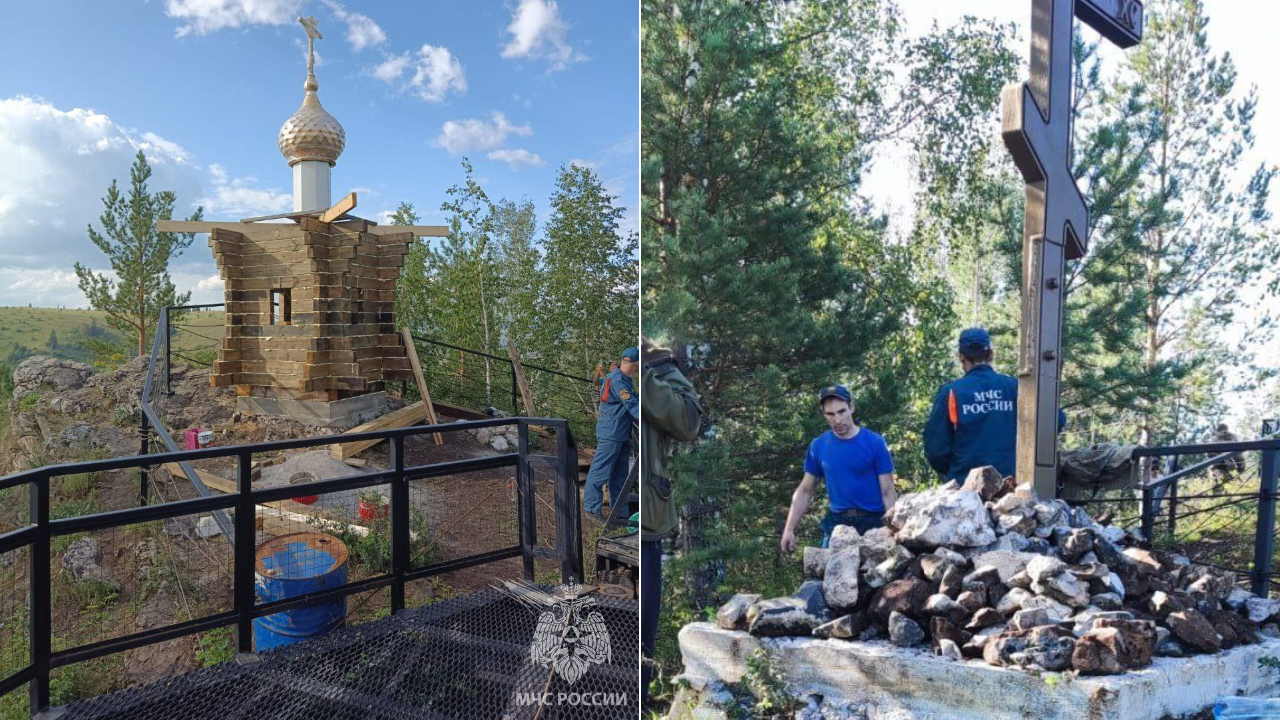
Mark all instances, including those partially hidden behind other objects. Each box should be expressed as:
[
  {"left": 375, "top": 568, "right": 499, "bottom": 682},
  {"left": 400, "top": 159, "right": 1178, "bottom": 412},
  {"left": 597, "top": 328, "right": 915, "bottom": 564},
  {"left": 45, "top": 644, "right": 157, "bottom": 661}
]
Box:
[{"left": 59, "top": 589, "right": 638, "bottom": 720}]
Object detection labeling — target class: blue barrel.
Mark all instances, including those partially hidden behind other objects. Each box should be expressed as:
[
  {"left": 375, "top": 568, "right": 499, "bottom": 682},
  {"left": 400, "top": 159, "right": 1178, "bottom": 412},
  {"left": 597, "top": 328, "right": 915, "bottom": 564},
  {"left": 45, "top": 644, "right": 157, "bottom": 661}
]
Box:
[{"left": 253, "top": 531, "right": 349, "bottom": 652}]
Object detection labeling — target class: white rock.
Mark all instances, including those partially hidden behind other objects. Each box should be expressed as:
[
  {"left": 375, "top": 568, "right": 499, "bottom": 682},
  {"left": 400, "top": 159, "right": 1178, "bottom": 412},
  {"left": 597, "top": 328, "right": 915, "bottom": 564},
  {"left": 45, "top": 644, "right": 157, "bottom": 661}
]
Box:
[
  {"left": 970, "top": 551, "right": 1038, "bottom": 583},
  {"left": 803, "top": 547, "right": 831, "bottom": 578},
  {"left": 196, "top": 515, "right": 225, "bottom": 538},
  {"left": 822, "top": 546, "right": 861, "bottom": 609},
  {"left": 828, "top": 524, "right": 862, "bottom": 551},
  {"left": 1246, "top": 596, "right": 1280, "bottom": 624},
  {"left": 1026, "top": 556, "right": 1067, "bottom": 583},
  {"left": 490, "top": 435, "right": 510, "bottom": 452},
  {"left": 996, "top": 587, "right": 1033, "bottom": 615},
  {"left": 938, "top": 639, "right": 963, "bottom": 661},
  {"left": 894, "top": 489, "right": 995, "bottom": 550}
]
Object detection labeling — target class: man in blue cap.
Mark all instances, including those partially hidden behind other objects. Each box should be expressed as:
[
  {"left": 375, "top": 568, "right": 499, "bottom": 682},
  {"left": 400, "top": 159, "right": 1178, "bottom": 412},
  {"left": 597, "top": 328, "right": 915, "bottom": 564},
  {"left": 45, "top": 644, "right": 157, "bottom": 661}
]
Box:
[
  {"left": 780, "top": 385, "right": 898, "bottom": 551},
  {"left": 584, "top": 346, "right": 640, "bottom": 522},
  {"left": 924, "top": 327, "right": 1064, "bottom": 482}
]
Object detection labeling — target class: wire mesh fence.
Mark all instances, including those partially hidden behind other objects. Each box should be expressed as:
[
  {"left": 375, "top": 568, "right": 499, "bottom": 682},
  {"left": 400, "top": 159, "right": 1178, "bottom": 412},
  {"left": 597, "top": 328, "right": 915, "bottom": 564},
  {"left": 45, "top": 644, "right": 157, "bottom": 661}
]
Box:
[
  {"left": 409, "top": 337, "right": 602, "bottom": 447},
  {"left": 55, "top": 588, "right": 638, "bottom": 720},
  {"left": 1073, "top": 439, "right": 1280, "bottom": 594}
]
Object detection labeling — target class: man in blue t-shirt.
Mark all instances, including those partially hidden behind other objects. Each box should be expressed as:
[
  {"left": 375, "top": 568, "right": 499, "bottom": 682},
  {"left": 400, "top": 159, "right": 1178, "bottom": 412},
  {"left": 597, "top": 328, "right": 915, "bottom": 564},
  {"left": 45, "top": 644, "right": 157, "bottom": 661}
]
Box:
[{"left": 780, "top": 385, "right": 899, "bottom": 552}]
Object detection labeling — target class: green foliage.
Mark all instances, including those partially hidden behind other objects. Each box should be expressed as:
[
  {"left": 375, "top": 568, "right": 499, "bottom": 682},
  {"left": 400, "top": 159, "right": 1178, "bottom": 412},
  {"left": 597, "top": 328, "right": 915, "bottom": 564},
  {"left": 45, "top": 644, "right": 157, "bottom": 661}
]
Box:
[
  {"left": 73, "top": 150, "right": 203, "bottom": 357},
  {"left": 17, "top": 392, "right": 39, "bottom": 413},
  {"left": 740, "top": 649, "right": 799, "bottom": 719},
  {"left": 195, "top": 626, "right": 237, "bottom": 668},
  {"left": 1259, "top": 655, "right": 1280, "bottom": 671}
]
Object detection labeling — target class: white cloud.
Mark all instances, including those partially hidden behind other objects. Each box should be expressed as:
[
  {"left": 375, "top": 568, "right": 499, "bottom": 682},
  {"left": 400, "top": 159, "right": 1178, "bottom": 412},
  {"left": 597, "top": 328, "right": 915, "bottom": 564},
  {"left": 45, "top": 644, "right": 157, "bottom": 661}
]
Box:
[
  {"left": 197, "top": 164, "right": 292, "bottom": 217},
  {"left": 319, "top": 0, "right": 387, "bottom": 51},
  {"left": 500, "top": 0, "right": 586, "bottom": 71},
  {"left": 488, "top": 148, "right": 545, "bottom": 169},
  {"left": 434, "top": 112, "right": 532, "bottom": 155},
  {"left": 165, "top": 0, "right": 303, "bottom": 37},
  {"left": 373, "top": 45, "right": 467, "bottom": 103},
  {"left": 195, "top": 274, "right": 222, "bottom": 292},
  {"left": 372, "top": 54, "right": 411, "bottom": 83},
  {"left": 0, "top": 268, "right": 86, "bottom": 308},
  {"left": 0, "top": 96, "right": 202, "bottom": 284}
]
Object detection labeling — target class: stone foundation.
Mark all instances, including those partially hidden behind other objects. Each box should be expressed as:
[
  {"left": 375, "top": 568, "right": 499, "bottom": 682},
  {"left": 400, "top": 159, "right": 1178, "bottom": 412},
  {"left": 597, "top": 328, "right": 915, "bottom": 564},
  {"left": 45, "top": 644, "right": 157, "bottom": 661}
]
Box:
[
  {"left": 673, "top": 622, "right": 1280, "bottom": 720},
  {"left": 237, "top": 391, "right": 387, "bottom": 428}
]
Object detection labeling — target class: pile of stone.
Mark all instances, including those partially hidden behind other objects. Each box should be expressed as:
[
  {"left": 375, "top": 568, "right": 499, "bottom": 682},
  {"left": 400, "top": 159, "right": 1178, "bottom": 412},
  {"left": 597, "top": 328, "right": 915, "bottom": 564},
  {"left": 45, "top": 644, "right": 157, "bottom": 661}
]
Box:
[{"left": 716, "top": 466, "right": 1279, "bottom": 675}]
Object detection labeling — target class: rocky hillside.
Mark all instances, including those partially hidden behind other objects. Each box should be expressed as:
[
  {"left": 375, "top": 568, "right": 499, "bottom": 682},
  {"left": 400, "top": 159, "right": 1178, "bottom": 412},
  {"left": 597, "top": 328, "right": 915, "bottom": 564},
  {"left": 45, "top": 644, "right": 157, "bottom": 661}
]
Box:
[{"left": 2, "top": 355, "right": 332, "bottom": 478}]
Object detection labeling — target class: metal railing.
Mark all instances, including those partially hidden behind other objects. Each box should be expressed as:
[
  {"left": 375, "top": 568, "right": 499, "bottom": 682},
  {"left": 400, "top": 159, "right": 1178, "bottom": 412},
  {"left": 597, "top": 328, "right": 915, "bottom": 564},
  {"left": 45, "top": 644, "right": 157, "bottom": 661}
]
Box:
[
  {"left": 1075, "top": 422, "right": 1280, "bottom": 596},
  {"left": 1, "top": 417, "right": 582, "bottom": 716}
]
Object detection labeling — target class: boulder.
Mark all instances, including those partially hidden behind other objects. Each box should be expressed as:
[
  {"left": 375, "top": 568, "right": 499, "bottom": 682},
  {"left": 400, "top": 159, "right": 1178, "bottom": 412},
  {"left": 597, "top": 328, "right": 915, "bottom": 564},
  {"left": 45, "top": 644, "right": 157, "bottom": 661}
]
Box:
[
  {"left": 822, "top": 547, "right": 861, "bottom": 609},
  {"left": 931, "top": 616, "right": 971, "bottom": 648},
  {"left": 1026, "top": 555, "right": 1067, "bottom": 583},
  {"left": 1022, "top": 629, "right": 1076, "bottom": 671},
  {"left": 938, "top": 564, "right": 965, "bottom": 598},
  {"left": 828, "top": 524, "right": 861, "bottom": 551},
  {"left": 13, "top": 356, "right": 93, "bottom": 395},
  {"left": 995, "top": 587, "right": 1033, "bottom": 616},
  {"left": 964, "top": 625, "right": 1004, "bottom": 658},
  {"left": 61, "top": 537, "right": 118, "bottom": 589},
  {"left": 962, "top": 565, "right": 1002, "bottom": 591},
  {"left": 1167, "top": 609, "right": 1222, "bottom": 653},
  {"left": 1072, "top": 628, "right": 1127, "bottom": 675},
  {"left": 1021, "top": 594, "right": 1072, "bottom": 620},
  {"left": 1060, "top": 530, "right": 1094, "bottom": 563},
  {"left": 969, "top": 551, "right": 1037, "bottom": 584},
  {"left": 983, "top": 631, "right": 1029, "bottom": 667},
  {"left": 1093, "top": 618, "right": 1157, "bottom": 668},
  {"left": 923, "top": 593, "right": 969, "bottom": 626},
  {"left": 888, "top": 611, "right": 926, "bottom": 647},
  {"left": 1226, "top": 588, "right": 1255, "bottom": 613},
  {"left": 716, "top": 593, "right": 760, "bottom": 631},
  {"left": 1072, "top": 610, "right": 1134, "bottom": 638},
  {"left": 956, "top": 590, "right": 986, "bottom": 613},
  {"left": 894, "top": 489, "right": 995, "bottom": 550},
  {"left": 795, "top": 579, "right": 832, "bottom": 620},
  {"left": 961, "top": 466, "right": 1004, "bottom": 501},
  {"left": 857, "top": 526, "right": 897, "bottom": 567},
  {"left": 1122, "top": 547, "right": 1164, "bottom": 576},
  {"left": 870, "top": 578, "right": 930, "bottom": 623},
  {"left": 747, "top": 597, "right": 826, "bottom": 637},
  {"left": 813, "top": 612, "right": 869, "bottom": 640},
  {"left": 803, "top": 547, "right": 831, "bottom": 579},
  {"left": 1245, "top": 596, "right": 1280, "bottom": 624},
  {"left": 919, "top": 548, "right": 966, "bottom": 581},
  {"left": 490, "top": 435, "right": 510, "bottom": 452},
  {"left": 938, "top": 638, "right": 963, "bottom": 661},
  {"left": 1010, "top": 608, "right": 1057, "bottom": 631},
  {"left": 966, "top": 607, "right": 1003, "bottom": 631},
  {"left": 1068, "top": 562, "right": 1110, "bottom": 580},
  {"left": 1034, "top": 572, "right": 1090, "bottom": 609},
  {"left": 1206, "top": 608, "right": 1257, "bottom": 649},
  {"left": 1091, "top": 593, "right": 1123, "bottom": 610},
  {"left": 865, "top": 545, "right": 912, "bottom": 588}
]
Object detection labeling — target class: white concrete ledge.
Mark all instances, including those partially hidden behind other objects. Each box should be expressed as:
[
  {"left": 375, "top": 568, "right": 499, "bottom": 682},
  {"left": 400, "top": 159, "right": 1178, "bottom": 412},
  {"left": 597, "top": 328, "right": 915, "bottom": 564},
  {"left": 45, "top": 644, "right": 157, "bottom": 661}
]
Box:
[{"left": 677, "top": 622, "right": 1280, "bottom": 720}]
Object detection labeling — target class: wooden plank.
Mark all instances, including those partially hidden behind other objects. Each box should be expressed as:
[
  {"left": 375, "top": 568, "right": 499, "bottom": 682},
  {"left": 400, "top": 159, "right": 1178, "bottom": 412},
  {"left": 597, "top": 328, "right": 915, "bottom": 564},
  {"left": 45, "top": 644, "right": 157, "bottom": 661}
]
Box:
[
  {"left": 162, "top": 463, "right": 372, "bottom": 538},
  {"left": 319, "top": 192, "right": 358, "bottom": 223},
  {"left": 329, "top": 402, "right": 429, "bottom": 459},
  {"left": 402, "top": 328, "right": 443, "bottom": 445},
  {"left": 507, "top": 340, "right": 537, "bottom": 417},
  {"left": 365, "top": 225, "right": 449, "bottom": 238}
]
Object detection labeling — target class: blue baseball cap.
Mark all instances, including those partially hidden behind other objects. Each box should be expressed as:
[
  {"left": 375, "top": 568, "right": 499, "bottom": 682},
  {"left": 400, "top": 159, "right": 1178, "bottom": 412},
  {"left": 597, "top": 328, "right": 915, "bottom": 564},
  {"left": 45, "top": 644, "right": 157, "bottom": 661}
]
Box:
[
  {"left": 958, "top": 327, "right": 991, "bottom": 354},
  {"left": 818, "top": 385, "right": 852, "bottom": 405},
  {"left": 621, "top": 346, "right": 639, "bottom": 361}
]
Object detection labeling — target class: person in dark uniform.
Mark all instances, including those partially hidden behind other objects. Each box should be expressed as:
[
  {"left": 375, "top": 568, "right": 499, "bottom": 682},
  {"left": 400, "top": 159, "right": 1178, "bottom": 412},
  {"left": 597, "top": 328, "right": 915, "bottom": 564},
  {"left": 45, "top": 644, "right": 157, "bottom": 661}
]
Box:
[
  {"left": 583, "top": 346, "right": 639, "bottom": 521},
  {"left": 924, "top": 327, "right": 1065, "bottom": 482}
]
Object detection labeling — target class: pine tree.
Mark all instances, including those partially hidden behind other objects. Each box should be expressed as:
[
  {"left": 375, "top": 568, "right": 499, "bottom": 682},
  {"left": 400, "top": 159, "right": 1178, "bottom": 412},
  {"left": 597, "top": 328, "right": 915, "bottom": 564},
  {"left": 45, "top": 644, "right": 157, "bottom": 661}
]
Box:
[{"left": 74, "top": 150, "right": 203, "bottom": 357}]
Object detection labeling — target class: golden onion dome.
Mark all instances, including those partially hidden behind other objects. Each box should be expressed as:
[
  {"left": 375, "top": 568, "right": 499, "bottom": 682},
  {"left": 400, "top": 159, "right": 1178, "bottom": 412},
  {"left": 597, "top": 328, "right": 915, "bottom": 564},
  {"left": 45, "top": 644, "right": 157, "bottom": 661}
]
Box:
[{"left": 278, "top": 68, "right": 345, "bottom": 167}]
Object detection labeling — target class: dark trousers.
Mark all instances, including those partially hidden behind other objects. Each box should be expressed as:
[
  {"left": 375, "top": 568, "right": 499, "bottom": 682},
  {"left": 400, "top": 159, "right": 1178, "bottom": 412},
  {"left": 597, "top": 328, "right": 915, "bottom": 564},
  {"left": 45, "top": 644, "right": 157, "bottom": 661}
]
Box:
[
  {"left": 819, "top": 510, "right": 884, "bottom": 547},
  {"left": 640, "top": 539, "right": 662, "bottom": 711}
]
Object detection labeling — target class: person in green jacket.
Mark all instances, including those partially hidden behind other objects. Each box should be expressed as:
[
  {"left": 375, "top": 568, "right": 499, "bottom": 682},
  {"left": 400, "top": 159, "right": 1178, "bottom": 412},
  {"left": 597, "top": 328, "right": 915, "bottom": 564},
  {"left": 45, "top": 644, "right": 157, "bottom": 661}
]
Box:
[{"left": 639, "top": 338, "right": 701, "bottom": 711}]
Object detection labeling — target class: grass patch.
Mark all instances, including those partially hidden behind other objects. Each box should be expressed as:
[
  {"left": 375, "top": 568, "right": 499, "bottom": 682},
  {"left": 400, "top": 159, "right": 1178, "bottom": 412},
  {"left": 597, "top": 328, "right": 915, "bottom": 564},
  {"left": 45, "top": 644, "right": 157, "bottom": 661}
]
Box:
[
  {"left": 195, "top": 626, "right": 236, "bottom": 668},
  {"left": 16, "top": 393, "right": 38, "bottom": 413}
]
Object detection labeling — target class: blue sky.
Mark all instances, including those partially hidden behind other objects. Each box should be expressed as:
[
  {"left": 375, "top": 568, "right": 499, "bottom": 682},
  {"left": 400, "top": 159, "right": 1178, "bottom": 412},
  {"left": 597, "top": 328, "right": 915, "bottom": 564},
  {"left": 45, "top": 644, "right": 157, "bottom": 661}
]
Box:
[{"left": 0, "top": 0, "right": 638, "bottom": 307}]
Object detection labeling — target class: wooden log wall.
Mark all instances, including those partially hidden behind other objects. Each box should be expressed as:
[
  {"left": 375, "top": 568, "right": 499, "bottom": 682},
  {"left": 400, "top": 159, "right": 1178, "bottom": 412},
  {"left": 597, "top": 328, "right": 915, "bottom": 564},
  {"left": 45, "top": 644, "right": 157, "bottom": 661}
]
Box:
[{"left": 208, "top": 219, "right": 416, "bottom": 398}]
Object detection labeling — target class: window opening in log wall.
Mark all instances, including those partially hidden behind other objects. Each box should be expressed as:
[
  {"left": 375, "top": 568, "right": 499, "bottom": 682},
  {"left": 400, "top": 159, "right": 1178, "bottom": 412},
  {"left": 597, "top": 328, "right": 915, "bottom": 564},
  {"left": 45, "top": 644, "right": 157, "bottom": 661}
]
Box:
[{"left": 271, "top": 289, "right": 292, "bottom": 325}]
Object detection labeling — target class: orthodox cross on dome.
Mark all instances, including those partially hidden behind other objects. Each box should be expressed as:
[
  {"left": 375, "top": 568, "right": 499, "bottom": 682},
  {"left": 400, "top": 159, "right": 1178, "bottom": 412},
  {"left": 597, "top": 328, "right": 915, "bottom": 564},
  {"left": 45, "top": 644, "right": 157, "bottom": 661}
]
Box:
[
  {"left": 1002, "top": 0, "right": 1143, "bottom": 499},
  {"left": 299, "top": 15, "right": 322, "bottom": 88}
]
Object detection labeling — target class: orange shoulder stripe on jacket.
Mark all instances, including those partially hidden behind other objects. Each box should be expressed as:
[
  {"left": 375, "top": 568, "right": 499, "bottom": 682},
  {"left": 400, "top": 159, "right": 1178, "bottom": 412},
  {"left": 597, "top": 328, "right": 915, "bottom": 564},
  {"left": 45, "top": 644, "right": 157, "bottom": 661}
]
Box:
[
  {"left": 601, "top": 377, "right": 612, "bottom": 403},
  {"left": 948, "top": 389, "right": 958, "bottom": 427}
]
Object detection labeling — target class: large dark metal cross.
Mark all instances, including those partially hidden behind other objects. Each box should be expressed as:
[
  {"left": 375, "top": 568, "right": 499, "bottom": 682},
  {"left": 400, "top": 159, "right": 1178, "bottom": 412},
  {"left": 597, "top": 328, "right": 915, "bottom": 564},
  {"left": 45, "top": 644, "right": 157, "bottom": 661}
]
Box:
[{"left": 1002, "top": 0, "right": 1143, "bottom": 498}]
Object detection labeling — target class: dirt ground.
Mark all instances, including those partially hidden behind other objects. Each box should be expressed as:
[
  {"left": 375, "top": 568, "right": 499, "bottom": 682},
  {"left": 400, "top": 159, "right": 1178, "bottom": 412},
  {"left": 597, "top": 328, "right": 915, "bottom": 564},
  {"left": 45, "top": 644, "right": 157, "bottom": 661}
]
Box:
[{"left": 0, "top": 358, "right": 619, "bottom": 709}]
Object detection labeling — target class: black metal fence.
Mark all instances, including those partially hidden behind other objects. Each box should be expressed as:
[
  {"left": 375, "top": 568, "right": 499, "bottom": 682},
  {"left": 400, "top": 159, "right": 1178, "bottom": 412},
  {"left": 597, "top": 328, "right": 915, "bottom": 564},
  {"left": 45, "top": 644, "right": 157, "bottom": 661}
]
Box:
[
  {"left": 0, "top": 317, "right": 585, "bottom": 719},
  {"left": 1073, "top": 423, "right": 1280, "bottom": 596}
]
